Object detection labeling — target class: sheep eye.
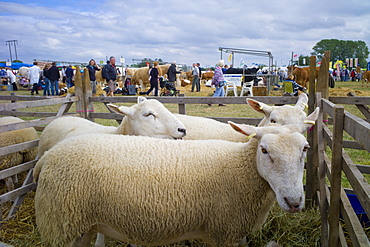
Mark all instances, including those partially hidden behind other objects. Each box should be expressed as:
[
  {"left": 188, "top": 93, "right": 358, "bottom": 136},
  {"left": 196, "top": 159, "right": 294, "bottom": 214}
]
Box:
[
  {"left": 270, "top": 119, "right": 276, "bottom": 123},
  {"left": 303, "top": 146, "right": 309, "bottom": 152},
  {"left": 144, "top": 113, "right": 155, "bottom": 117},
  {"left": 261, "top": 148, "right": 268, "bottom": 154}
]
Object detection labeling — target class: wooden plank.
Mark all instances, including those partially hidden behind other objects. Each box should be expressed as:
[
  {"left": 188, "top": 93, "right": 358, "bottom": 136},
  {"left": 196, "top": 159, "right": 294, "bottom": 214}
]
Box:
[
  {"left": 0, "top": 96, "right": 79, "bottom": 111},
  {"left": 0, "top": 111, "right": 77, "bottom": 118},
  {"left": 0, "top": 116, "right": 59, "bottom": 133},
  {"left": 74, "top": 65, "right": 84, "bottom": 118},
  {"left": 0, "top": 140, "right": 39, "bottom": 156},
  {"left": 347, "top": 92, "right": 370, "bottom": 119},
  {"left": 343, "top": 111, "right": 370, "bottom": 153},
  {"left": 322, "top": 98, "right": 336, "bottom": 118},
  {"left": 316, "top": 93, "right": 329, "bottom": 247},
  {"left": 329, "top": 96, "right": 370, "bottom": 105},
  {"left": 0, "top": 183, "right": 36, "bottom": 204},
  {"left": 329, "top": 105, "right": 344, "bottom": 247},
  {"left": 83, "top": 68, "right": 94, "bottom": 121},
  {"left": 342, "top": 151, "right": 370, "bottom": 218},
  {"left": 324, "top": 186, "right": 349, "bottom": 247},
  {"left": 104, "top": 102, "right": 122, "bottom": 124},
  {"left": 7, "top": 169, "right": 35, "bottom": 219},
  {"left": 356, "top": 164, "right": 370, "bottom": 174},
  {"left": 178, "top": 94, "right": 186, "bottom": 114},
  {"left": 89, "top": 96, "right": 300, "bottom": 105},
  {"left": 306, "top": 55, "right": 318, "bottom": 207},
  {"left": 0, "top": 95, "right": 49, "bottom": 101},
  {"left": 343, "top": 140, "right": 365, "bottom": 150},
  {"left": 90, "top": 112, "right": 124, "bottom": 120},
  {"left": 0, "top": 160, "right": 37, "bottom": 180},
  {"left": 56, "top": 93, "right": 74, "bottom": 117},
  {"left": 317, "top": 51, "right": 330, "bottom": 99},
  {"left": 340, "top": 188, "right": 370, "bottom": 247}
]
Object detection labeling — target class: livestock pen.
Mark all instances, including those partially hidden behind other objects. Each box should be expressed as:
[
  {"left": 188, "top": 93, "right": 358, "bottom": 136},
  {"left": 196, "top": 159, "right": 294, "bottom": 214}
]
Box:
[{"left": 0, "top": 60, "right": 369, "bottom": 246}]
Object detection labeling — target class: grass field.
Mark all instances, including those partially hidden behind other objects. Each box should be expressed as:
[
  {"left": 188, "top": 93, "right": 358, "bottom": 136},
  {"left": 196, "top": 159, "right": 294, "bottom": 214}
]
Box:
[{"left": 0, "top": 80, "right": 369, "bottom": 246}]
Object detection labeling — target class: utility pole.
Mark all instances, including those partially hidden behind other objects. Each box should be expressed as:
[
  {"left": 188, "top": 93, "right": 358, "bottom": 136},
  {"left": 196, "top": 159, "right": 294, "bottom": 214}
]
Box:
[{"left": 6, "top": 40, "right": 18, "bottom": 62}]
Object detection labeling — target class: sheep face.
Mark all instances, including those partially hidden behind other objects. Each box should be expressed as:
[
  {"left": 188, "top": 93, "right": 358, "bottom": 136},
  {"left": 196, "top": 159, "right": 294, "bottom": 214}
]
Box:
[
  {"left": 107, "top": 97, "right": 186, "bottom": 139},
  {"left": 248, "top": 93, "right": 309, "bottom": 126},
  {"left": 229, "top": 107, "right": 319, "bottom": 213},
  {"left": 256, "top": 131, "right": 308, "bottom": 213}
]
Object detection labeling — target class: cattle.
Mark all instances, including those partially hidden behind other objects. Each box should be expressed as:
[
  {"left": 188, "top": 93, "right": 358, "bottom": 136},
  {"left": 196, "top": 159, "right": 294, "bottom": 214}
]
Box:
[
  {"left": 131, "top": 64, "right": 171, "bottom": 90},
  {"left": 225, "top": 67, "right": 259, "bottom": 84},
  {"left": 201, "top": 71, "right": 214, "bottom": 81},
  {"left": 287, "top": 66, "right": 320, "bottom": 88},
  {"left": 362, "top": 71, "right": 370, "bottom": 87}
]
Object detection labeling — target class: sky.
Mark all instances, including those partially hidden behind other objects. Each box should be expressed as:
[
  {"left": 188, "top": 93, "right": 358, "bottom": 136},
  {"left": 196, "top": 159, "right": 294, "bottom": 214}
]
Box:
[{"left": 1, "top": 0, "right": 370, "bottom": 68}]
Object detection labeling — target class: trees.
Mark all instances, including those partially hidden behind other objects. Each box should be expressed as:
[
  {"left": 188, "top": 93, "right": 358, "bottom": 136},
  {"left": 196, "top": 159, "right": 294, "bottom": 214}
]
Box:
[{"left": 311, "top": 39, "right": 369, "bottom": 67}]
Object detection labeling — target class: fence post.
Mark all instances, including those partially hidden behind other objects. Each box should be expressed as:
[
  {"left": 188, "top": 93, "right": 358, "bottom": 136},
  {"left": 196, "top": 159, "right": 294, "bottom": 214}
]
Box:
[
  {"left": 316, "top": 51, "right": 330, "bottom": 99},
  {"left": 178, "top": 94, "right": 186, "bottom": 114},
  {"left": 10, "top": 93, "right": 16, "bottom": 112},
  {"left": 316, "top": 93, "right": 329, "bottom": 247},
  {"left": 328, "top": 104, "right": 344, "bottom": 246},
  {"left": 83, "top": 67, "right": 94, "bottom": 120},
  {"left": 74, "top": 66, "right": 85, "bottom": 118},
  {"left": 306, "top": 55, "right": 318, "bottom": 207}
]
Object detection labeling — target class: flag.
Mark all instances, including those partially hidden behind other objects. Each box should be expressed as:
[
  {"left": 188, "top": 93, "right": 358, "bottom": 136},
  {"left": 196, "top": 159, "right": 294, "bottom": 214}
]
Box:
[
  {"left": 228, "top": 54, "right": 233, "bottom": 62},
  {"left": 293, "top": 54, "right": 299, "bottom": 61},
  {"left": 240, "top": 59, "right": 245, "bottom": 67},
  {"left": 349, "top": 58, "right": 353, "bottom": 67},
  {"left": 355, "top": 58, "right": 358, "bottom": 67},
  {"left": 293, "top": 54, "right": 299, "bottom": 57}
]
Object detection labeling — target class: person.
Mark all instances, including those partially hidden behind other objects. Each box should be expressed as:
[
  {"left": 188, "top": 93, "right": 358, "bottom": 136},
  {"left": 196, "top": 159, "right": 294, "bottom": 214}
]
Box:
[
  {"left": 86, "top": 59, "right": 101, "bottom": 95},
  {"left": 61, "top": 66, "right": 67, "bottom": 84},
  {"left": 43, "top": 63, "right": 51, "bottom": 96},
  {"left": 146, "top": 62, "right": 159, "bottom": 96},
  {"left": 197, "top": 63, "right": 202, "bottom": 81},
  {"left": 102, "top": 56, "right": 117, "bottom": 97},
  {"left": 6, "top": 68, "right": 17, "bottom": 91},
  {"left": 222, "top": 64, "right": 229, "bottom": 74},
  {"left": 167, "top": 61, "right": 180, "bottom": 86},
  {"left": 209, "top": 60, "right": 226, "bottom": 107},
  {"left": 28, "top": 61, "right": 41, "bottom": 95},
  {"left": 350, "top": 70, "right": 356, "bottom": 81},
  {"left": 65, "top": 65, "right": 74, "bottom": 88},
  {"left": 49, "top": 62, "right": 60, "bottom": 96},
  {"left": 284, "top": 75, "right": 306, "bottom": 96},
  {"left": 191, "top": 63, "right": 200, "bottom": 92}
]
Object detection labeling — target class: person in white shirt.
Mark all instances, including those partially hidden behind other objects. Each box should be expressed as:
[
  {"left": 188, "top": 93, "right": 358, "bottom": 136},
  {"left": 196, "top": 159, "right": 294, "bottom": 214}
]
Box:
[
  {"left": 191, "top": 63, "right": 200, "bottom": 92},
  {"left": 6, "top": 68, "right": 17, "bottom": 91},
  {"left": 28, "top": 62, "right": 41, "bottom": 95}
]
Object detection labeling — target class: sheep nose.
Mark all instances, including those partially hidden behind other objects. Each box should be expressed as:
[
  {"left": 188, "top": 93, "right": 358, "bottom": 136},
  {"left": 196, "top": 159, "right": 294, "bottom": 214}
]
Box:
[
  {"left": 284, "top": 197, "right": 302, "bottom": 212},
  {"left": 178, "top": 128, "right": 186, "bottom": 135}
]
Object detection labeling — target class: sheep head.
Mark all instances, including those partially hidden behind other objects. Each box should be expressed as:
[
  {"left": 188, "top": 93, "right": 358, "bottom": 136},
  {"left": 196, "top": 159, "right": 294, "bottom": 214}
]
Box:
[{"left": 229, "top": 107, "right": 319, "bottom": 213}]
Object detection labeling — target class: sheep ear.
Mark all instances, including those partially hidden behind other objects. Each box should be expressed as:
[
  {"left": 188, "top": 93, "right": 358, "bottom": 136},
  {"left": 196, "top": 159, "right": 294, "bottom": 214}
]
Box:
[
  {"left": 107, "top": 104, "right": 135, "bottom": 117},
  {"left": 138, "top": 96, "right": 147, "bottom": 104},
  {"left": 300, "top": 107, "right": 319, "bottom": 132},
  {"left": 228, "top": 121, "right": 259, "bottom": 139},
  {"left": 247, "top": 99, "right": 273, "bottom": 116},
  {"left": 295, "top": 93, "right": 309, "bottom": 110}
]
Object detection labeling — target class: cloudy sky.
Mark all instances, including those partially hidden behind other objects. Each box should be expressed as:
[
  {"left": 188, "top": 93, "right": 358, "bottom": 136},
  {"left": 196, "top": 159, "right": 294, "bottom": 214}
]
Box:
[{"left": 1, "top": 0, "right": 370, "bottom": 68}]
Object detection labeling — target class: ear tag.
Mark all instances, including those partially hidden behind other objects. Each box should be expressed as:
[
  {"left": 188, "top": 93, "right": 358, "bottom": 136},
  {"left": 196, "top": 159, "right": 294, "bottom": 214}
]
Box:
[
  {"left": 302, "top": 103, "right": 308, "bottom": 108},
  {"left": 246, "top": 132, "right": 257, "bottom": 140},
  {"left": 304, "top": 120, "right": 315, "bottom": 125},
  {"left": 259, "top": 105, "right": 263, "bottom": 110}
]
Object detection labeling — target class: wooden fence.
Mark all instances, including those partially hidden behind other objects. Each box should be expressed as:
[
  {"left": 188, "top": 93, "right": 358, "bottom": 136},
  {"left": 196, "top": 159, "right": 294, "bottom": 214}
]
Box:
[{"left": 0, "top": 61, "right": 369, "bottom": 246}]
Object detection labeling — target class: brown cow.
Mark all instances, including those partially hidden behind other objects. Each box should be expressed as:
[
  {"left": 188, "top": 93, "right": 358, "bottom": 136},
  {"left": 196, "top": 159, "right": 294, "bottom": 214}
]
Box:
[
  {"left": 362, "top": 71, "right": 370, "bottom": 87},
  {"left": 287, "top": 66, "right": 319, "bottom": 88},
  {"left": 201, "top": 71, "right": 214, "bottom": 81}
]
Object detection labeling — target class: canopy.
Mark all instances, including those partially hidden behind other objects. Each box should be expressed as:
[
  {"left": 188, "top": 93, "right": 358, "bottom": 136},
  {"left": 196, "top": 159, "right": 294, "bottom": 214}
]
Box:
[{"left": 0, "top": 62, "right": 33, "bottom": 70}]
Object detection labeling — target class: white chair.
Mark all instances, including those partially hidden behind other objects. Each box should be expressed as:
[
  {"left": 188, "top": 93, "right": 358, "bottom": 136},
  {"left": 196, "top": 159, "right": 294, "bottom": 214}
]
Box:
[
  {"left": 224, "top": 80, "right": 237, "bottom": 97},
  {"left": 240, "top": 80, "right": 254, "bottom": 96}
]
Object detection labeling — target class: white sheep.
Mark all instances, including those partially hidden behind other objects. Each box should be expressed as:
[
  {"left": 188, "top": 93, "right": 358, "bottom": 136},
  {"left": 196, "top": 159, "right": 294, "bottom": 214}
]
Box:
[
  {"left": 175, "top": 93, "right": 309, "bottom": 142},
  {"left": 37, "top": 96, "right": 186, "bottom": 158},
  {"left": 33, "top": 108, "right": 318, "bottom": 247},
  {"left": 0, "top": 116, "right": 39, "bottom": 191}
]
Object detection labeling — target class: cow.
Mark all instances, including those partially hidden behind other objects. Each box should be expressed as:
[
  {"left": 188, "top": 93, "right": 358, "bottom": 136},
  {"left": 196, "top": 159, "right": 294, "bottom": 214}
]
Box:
[
  {"left": 201, "top": 71, "right": 214, "bottom": 81},
  {"left": 362, "top": 71, "right": 370, "bottom": 87},
  {"left": 287, "top": 66, "right": 320, "bottom": 88},
  {"left": 225, "top": 67, "right": 259, "bottom": 84}
]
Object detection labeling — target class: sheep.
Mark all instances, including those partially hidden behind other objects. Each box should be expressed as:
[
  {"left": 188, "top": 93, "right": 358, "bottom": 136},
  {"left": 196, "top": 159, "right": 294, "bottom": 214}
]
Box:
[
  {"left": 175, "top": 93, "right": 309, "bottom": 142},
  {"left": 37, "top": 96, "right": 186, "bottom": 159},
  {"left": 33, "top": 108, "right": 318, "bottom": 247},
  {"left": 18, "top": 66, "right": 29, "bottom": 77},
  {"left": 0, "top": 117, "right": 39, "bottom": 191}
]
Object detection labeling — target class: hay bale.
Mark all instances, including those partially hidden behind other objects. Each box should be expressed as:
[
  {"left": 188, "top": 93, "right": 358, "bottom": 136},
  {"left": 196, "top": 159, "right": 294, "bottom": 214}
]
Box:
[{"left": 329, "top": 87, "right": 369, "bottom": 97}]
